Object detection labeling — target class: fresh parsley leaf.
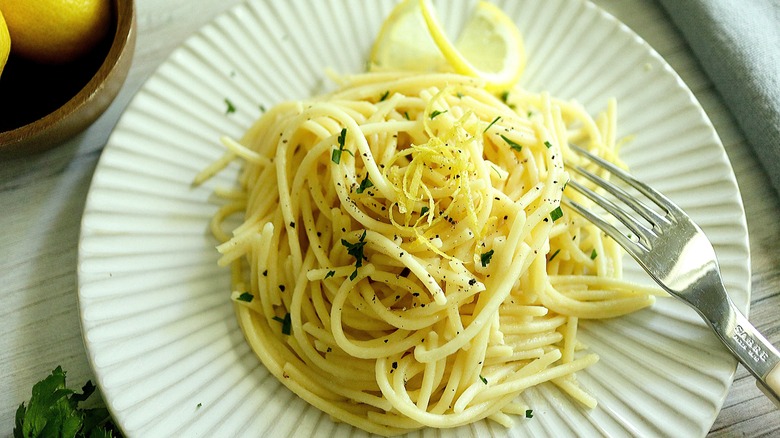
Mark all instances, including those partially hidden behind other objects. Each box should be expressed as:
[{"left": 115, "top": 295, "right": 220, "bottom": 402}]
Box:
[
  {"left": 420, "top": 206, "right": 429, "bottom": 216},
  {"left": 544, "top": 140, "right": 553, "bottom": 148},
  {"left": 14, "top": 367, "right": 120, "bottom": 438},
  {"left": 525, "top": 409, "right": 534, "bottom": 418},
  {"left": 500, "top": 134, "right": 522, "bottom": 152}
]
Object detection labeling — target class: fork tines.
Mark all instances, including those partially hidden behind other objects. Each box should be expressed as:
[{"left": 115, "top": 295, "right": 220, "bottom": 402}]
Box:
[{"left": 562, "top": 145, "right": 675, "bottom": 254}]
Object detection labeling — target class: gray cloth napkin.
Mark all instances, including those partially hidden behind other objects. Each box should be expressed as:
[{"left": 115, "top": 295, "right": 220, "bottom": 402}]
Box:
[{"left": 657, "top": 0, "right": 780, "bottom": 195}]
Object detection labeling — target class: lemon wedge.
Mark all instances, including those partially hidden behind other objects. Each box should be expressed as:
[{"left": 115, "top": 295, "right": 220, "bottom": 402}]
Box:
[
  {"left": 0, "top": 10, "right": 9, "bottom": 77},
  {"left": 369, "top": 0, "right": 448, "bottom": 73},
  {"left": 420, "top": 0, "right": 526, "bottom": 91}
]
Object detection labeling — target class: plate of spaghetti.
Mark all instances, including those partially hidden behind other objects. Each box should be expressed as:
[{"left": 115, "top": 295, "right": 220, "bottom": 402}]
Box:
[{"left": 78, "top": 0, "right": 750, "bottom": 436}]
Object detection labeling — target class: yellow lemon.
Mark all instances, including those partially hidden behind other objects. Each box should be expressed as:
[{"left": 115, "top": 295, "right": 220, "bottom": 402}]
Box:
[
  {"left": 420, "top": 0, "right": 526, "bottom": 91},
  {"left": 0, "top": 9, "right": 9, "bottom": 77},
  {"left": 0, "top": 0, "right": 111, "bottom": 64},
  {"left": 369, "top": 0, "right": 447, "bottom": 73}
]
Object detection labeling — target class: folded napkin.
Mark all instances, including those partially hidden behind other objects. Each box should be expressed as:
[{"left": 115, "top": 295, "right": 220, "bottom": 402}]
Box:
[{"left": 657, "top": 0, "right": 780, "bottom": 196}]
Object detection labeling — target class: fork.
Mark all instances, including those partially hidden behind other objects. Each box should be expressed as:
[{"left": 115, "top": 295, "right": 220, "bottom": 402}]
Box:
[{"left": 562, "top": 144, "right": 780, "bottom": 407}]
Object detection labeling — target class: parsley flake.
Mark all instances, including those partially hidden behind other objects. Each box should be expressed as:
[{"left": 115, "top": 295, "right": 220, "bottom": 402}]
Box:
[
  {"left": 526, "top": 409, "right": 534, "bottom": 418},
  {"left": 331, "top": 128, "right": 352, "bottom": 164},
  {"left": 544, "top": 140, "right": 553, "bottom": 148},
  {"left": 550, "top": 206, "right": 564, "bottom": 222},
  {"left": 325, "top": 270, "right": 336, "bottom": 279},
  {"left": 479, "top": 375, "right": 488, "bottom": 384},
  {"left": 237, "top": 292, "right": 254, "bottom": 302},
  {"left": 281, "top": 313, "right": 292, "bottom": 335},
  {"left": 480, "top": 249, "right": 495, "bottom": 267},
  {"left": 429, "top": 109, "right": 448, "bottom": 119},
  {"left": 590, "top": 249, "right": 598, "bottom": 260},
  {"left": 484, "top": 115, "right": 501, "bottom": 133},
  {"left": 356, "top": 175, "right": 374, "bottom": 194},
  {"left": 379, "top": 90, "right": 390, "bottom": 101},
  {"left": 342, "top": 230, "right": 368, "bottom": 280},
  {"left": 224, "top": 98, "right": 236, "bottom": 114},
  {"left": 273, "top": 313, "right": 292, "bottom": 335},
  {"left": 548, "top": 248, "right": 561, "bottom": 262},
  {"left": 500, "top": 134, "right": 522, "bottom": 152}
]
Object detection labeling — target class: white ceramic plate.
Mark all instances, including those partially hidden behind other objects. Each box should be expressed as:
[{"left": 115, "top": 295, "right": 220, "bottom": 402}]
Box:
[{"left": 78, "top": 0, "right": 750, "bottom": 436}]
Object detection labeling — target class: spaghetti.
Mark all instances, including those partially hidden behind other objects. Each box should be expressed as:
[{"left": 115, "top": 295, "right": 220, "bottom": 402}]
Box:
[{"left": 197, "top": 71, "right": 662, "bottom": 435}]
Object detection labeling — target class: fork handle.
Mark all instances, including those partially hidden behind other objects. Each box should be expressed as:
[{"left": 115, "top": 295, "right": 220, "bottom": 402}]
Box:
[
  {"left": 719, "top": 308, "right": 780, "bottom": 408},
  {"left": 759, "top": 363, "right": 780, "bottom": 409}
]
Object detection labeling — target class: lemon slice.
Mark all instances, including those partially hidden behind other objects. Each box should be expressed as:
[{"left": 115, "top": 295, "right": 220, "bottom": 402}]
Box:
[
  {"left": 369, "top": 0, "right": 448, "bottom": 73},
  {"left": 420, "top": 0, "right": 526, "bottom": 90},
  {"left": 0, "top": 10, "right": 9, "bottom": 77}
]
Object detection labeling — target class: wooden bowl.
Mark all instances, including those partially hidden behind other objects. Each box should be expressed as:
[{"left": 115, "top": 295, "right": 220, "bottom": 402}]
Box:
[{"left": 0, "top": 0, "right": 136, "bottom": 157}]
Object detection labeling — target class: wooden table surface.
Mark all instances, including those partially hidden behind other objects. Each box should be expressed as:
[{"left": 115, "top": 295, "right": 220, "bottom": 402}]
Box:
[{"left": 1, "top": 0, "right": 778, "bottom": 436}]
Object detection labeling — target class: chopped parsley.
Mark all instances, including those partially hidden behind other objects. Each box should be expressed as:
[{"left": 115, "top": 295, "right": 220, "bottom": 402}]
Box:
[
  {"left": 356, "top": 175, "right": 374, "bottom": 194},
  {"left": 484, "top": 115, "right": 501, "bottom": 133},
  {"left": 550, "top": 206, "right": 564, "bottom": 222},
  {"left": 480, "top": 249, "right": 495, "bottom": 267},
  {"left": 590, "top": 249, "right": 598, "bottom": 260},
  {"left": 420, "top": 206, "right": 429, "bottom": 216},
  {"left": 331, "top": 128, "right": 352, "bottom": 164},
  {"left": 325, "top": 270, "right": 336, "bottom": 279},
  {"left": 500, "top": 90, "right": 510, "bottom": 103},
  {"left": 224, "top": 98, "right": 236, "bottom": 114},
  {"left": 500, "top": 134, "right": 522, "bottom": 152},
  {"left": 379, "top": 90, "right": 390, "bottom": 101},
  {"left": 544, "top": 140, "right": 553, "bottom": 148},
  {"left": 403, "top": 111, "right": 410, "bottom": 120},
  {"left": 429, "top": 109, "right": 447, "bottom": 119},
  {"left": 525, "top": 409, "right": 534, "bottom": 418},
  {"left": 236, "top": 292, "right": 254, "bottom": 302},
  {"left": 342, "top": 230, "right": 368, "bottom": 281},
  {"left": 273, "top": 313, "right": 292, "bottom": 335},
  {"left": 479, "top": 375, "right": 488, "bottom": 384},
  {"left": 548, "top": 248, "right": 561, "bottom": 262}
]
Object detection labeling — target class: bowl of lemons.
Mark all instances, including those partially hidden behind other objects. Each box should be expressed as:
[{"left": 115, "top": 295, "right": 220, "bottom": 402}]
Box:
[{"left": 0, "top": 0, "right": 135, "bottom": 156}]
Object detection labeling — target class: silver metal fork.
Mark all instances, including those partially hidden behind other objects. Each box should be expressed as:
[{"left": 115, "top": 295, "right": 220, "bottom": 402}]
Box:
[{"left": 563, "top": 144, "right": 780, "bottom": 407}]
